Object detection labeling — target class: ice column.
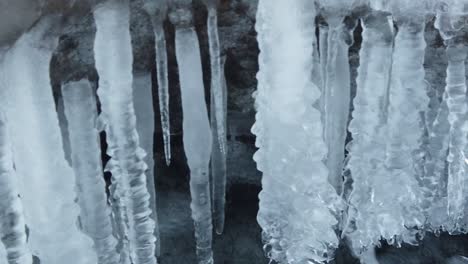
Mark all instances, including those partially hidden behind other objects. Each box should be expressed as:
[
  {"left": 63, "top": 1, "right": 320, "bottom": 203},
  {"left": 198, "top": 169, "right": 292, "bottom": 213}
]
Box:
[
  {"left": 93, "top": 1, "right": 157, "bottom": 263},
  {"left": 253, "top": 0, "right": 343, "bottom": 262},
  {"left": 319, "top": 1, "right": 360, "bottom": 194},
  {"left": 435, "top": 2, "right": 468, "bottom": 231},
  {"left": 210, "top": 56, "right": 228, "bottom": 235},
  {"left": 144, "top": 0, "right": 172, "bottom": 166},
  {"left": 344, "top": 8, "right": 396, "bottom": 257},
  {"left": 0, "top": 18, "right": 97, "bottom": 264},
  {"left": 169, "top": 3, "right": 214, "bottom": 263},
  {"left": 61, "top": 80, "right": 119, "bottom": 264},
  {"left": 133, "top": 74, "right": 161, "bottom": 256},
  {"left": 0, "top": 112, "right": 32, "bottom": 264},
  {"left": 383, "top": 3, "right": 429, "bottom": 242}
]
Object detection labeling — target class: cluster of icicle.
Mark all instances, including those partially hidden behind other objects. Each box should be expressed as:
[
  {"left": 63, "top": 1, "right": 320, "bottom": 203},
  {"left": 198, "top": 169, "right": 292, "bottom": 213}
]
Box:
[
  {"left": 0, "top": 0, "right": 227, "bottom": 263},
  {"left": 253, "top": 0, "right": 468, "bottom": 263}
]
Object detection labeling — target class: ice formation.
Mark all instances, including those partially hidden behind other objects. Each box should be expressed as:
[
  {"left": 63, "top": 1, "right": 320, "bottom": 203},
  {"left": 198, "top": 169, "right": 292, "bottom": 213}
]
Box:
[
  {"left": 61, "top": 80, "right": 119, "bottom": 264},
  {"left": 0, "top": 112, "right": 32, "bottom": 264},
  {"left": 203, "top": 0, "right": 228, "bottom": 235},
  {"left": 210, "top": 55, "right": 228, "bottom": 235},
  {"left": 133, "top": 74, "right": 161, "bottom": 256},
  {"left": 144, "top": 0, "right": 172, "bottom": 166},
  {"left": 0, "top": 17, "right": 97, "bottom": 264},
  {"left": 253, "top": 0, "right": 343, "bottom": 262},
  {"left": 93, "top": 1, "right": 157, "bottom": 263}
]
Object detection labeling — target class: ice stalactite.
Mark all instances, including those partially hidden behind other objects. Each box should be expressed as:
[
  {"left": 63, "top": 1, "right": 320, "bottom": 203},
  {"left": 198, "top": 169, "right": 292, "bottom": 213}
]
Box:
[
  {"left": 169, "top": 3, "right": 214, "bottom": 263},
  {"left": 204, "top": 0, "right": 227, "bottom": 157},
  {"left": 144, "top": 0, "right": 172, "bottom": 166},
  {"left": 61, "top": 80, "right": 120, "bottom": 264},
  {"left": 434, "top": 3, "right": 468, "bottom": 232},
  {"left": 383, "top": 4, "right": 429, "bottom": 243},
  {"left": 56, "top": 97, "right": 72, "bottom": 166},
  {"left": 0, "top": 113, "right": 32, "bottom": 264},
  {"left": 133, "top": 74, "right": 161, "bottom": 256},
  {"left": 319, "top": 1, "right": 360, "bottom": 195},
  {"left": 93, "top": 1, "right": 157, "bottom": 263},
  {"left": 0, "top": 17, "right": 97, "bottom": 264},
  {"left": 210, "top": 55, "right": 227, "bottom": 235},
  {"left": 253, "top": 0, "right": 343, "bottom": 263},
  {"left": 344, "top": 9, "right": 395, "bottom": 258}
]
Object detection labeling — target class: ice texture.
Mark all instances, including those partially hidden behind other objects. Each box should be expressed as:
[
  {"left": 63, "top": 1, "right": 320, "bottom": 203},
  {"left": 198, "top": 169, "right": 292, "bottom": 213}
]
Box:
[
  {"left": 210, "top": 55, "right": 228, "bottom": 235},
  {"left": 93, "top": 1, "right": 157, "bottom": 263},
  {"left": 0, "top": 112, "right": 32, "bottom": 264},
  {"left": 344, "top": 12, "right": 396, "bottom": 255},
  {"left": 174, "top": 24, "right": 214, "bottom": 264},
  {"left": 253, "top": 0, "right": 343, "bottom": 262},
  {"left": 0, "top": 17, "right": 97, "bottom": 264},
  {"left": 61, "top": 80, "right": 119, "bottom": 264},
  {"left": 133, "top": 74, "right": 161, "bottom": 255}
]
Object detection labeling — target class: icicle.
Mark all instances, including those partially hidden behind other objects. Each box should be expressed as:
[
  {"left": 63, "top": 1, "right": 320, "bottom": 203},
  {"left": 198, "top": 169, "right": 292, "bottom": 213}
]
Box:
[
  {"left": 56, "top": 97, "right": 72, "bottom": 166},
  {"left": 319, "top": 3, "right": 358, "bottom": 195},
  {"left": 0, "top": 112, "right": 32, "bottom": 264},
  {"left": 344, "top": 9, "right": 396, "bottom": 256},
  {"left": 253, "top": 0, "right": 343, "bottom": 262},
  {"left": 0, "top": 17, "right": 97, "bottom": 264},
  {"left": 144, "top": 0, "right": 172, "bottom": 166},
  {"left": 210, "top": 55, "right": 227, "bottom": 235},
  {"left": 434, "top": 3, "right": 468, "bottom": 232},
  {"left": 205, "top": 0, "right": 227, "bottom": 157},
  {"left": 93, "top": 1, "right": 157, "bottom": 264},
  {"left": 169, "top": 4, "right": 214, "bottom": 264},
  {"left": 133, "top": 74, "right": 161, "bottom": 256},
  {"left": 61, "top": 80, "right": 120, "bottom": 264},
  {"left": 383, "top": 5, "right": 429, "bottom": 243}
]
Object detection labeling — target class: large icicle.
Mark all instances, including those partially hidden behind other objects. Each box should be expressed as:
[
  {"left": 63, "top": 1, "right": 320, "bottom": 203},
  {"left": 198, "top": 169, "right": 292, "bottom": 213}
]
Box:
[
  {"left": 435, "top": 3, "right": 468, "bottom": 232},
  {"left": 210, "top": 56, "right": 228, "bottom": 235},
  {"left": 169, "top": 4, "right": 214, "bottom": 264},
  {"left": 319, "top": 1, "right": 359, "bottom": 195},
  {"left": 253, "top": 0, "right": 343, "bottom": 262},
  {"left": 93, "top": 1, "right": 157, "bottom": 264},
  {"left": 133, "top": 74, "right": 161, "bottom": 256},
  {"left": 343, "top": 8, "right": 396, "bottom": 257},
  {"left": 61, "top": 80, "right": 119, "bottom": 264},
  {"left": 0, "top": 112, "right": 32, "bottom": 264},
  {"left": 144, "top": 0, "right": 172, "bottom": 166},
  {"left": 0, "top": 17, "right": 97, "bottom": 264},
  {"left": 381, "top": 2, "right": 429, "bottom": 244}
]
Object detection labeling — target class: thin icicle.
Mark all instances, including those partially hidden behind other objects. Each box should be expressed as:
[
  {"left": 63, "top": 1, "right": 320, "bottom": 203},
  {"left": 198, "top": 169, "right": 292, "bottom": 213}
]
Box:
[
  {"left": 133, "top": 74, "right": 161, "bottom": 256},
  {"left": 169, "top": 5, "right": 214, "bottom": 263},
  {"left": 205, "top": 0, "right": 227, "bottom": 157},
  {"left": 93, "top": 1, "right": 157, "bottom": 264},
  {"left": 0, "top": 17, "right": 97, "bottom": 264},
  {"left": 0, "top": 112, "right": 32, "bottom": 264},
  {"left": 210, "top": 56, "right": 227, "bottom": 235},
  {"left": 61, "top": 80, "right": 119, "bottom": 264},
  {"left": 144, "top": 0, "right": 172, "bottom": 166},
  {"left": 254, "top": 1, "right": 343, "bottom": 262}
]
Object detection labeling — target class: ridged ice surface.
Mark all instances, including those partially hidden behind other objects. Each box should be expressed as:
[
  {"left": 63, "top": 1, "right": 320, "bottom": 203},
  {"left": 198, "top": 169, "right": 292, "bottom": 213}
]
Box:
[
  {"left": 0, "top": 113, "right": 32, "bottom": 264},
  {"left": 0, "top": 18, "right": 97, "bottom": 264},
  {"left": 93, "top": 1, "right": 157, "bottom": 263},
  {"left": 61, "top": 80, "right": 119, "bottom": 264},
  {"left": 253, "top": 0, "right": 343, "bottom": 263}
]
